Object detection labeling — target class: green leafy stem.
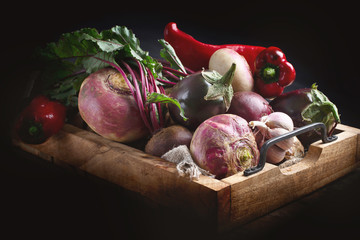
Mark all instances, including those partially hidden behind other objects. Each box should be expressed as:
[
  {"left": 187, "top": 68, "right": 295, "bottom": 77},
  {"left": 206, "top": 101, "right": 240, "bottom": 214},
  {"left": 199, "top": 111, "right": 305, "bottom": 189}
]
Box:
[{"left": 36, "top": 25, "right": 189, "bottom": 133}]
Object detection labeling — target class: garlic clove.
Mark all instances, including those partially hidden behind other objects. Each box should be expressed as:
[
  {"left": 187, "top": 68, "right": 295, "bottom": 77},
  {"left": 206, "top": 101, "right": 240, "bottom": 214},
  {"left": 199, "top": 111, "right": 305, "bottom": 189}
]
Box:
[
  {"left": 266, "top": 145, "right": 286, "bottom": 164},
  {"left": 264, "top": 112, "right": 294, "bottom": 131},
  {"left": 267, "top": 128, "right": 295, "bottom": 151}
]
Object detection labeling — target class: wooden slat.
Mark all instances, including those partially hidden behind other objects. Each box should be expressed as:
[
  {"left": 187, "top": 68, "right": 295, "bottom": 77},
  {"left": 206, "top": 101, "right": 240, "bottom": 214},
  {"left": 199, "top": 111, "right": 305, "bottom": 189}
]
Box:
[
  {"left": 12, "top": 123, "right": 360, "bottom": 232},
  {"left": 13, "top": 124, "right": 231, "bottom": 229},
  {"left": 221, "top": 127, "right": 360, "bottom": 229}
]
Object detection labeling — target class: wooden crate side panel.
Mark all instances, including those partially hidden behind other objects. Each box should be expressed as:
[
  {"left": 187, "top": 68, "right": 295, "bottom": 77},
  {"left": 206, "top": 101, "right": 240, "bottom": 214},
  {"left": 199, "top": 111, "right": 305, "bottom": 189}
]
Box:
[
  {"left": 336, "top": 124, "right": 360, "bottom": 161},
  {"left": 13, "top": 124, "right": 231, "bottom": 224},
  {"left": 224, "top": 129, "right": 359, "bottom": 227}
]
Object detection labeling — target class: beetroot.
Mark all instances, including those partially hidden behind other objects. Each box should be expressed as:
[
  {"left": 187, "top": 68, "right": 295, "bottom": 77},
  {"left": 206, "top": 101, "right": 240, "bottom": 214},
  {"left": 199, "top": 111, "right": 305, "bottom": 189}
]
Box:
[
  {"left": 227, "top": 91, "right": 272, "bottom": 122},
  {"left": 190, "top": 114, "right": 259, "bottom": 179},
  {"left": 78, "top": 68, "right": 149, "bottom": 142}
]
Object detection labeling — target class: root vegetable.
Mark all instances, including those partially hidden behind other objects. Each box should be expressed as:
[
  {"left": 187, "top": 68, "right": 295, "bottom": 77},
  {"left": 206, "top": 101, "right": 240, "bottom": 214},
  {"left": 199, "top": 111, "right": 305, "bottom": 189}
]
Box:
[
  {"left": 209, "top": 48, "right": 254, "bottom": 92},
  {"left": 190, "top": 114, "right": 259, "bottom": 179},
  {"left": 227, "top": 91, "right": 273, "bottom": 122},
  {"left": 249, "top": 112, "right": 295, "bottom": 164},
  {"left": 78, "top": 68, "right": 149, "bottom": 143},
  {"left": 145, "top": 125, "right": 193, "bottom": 157}
]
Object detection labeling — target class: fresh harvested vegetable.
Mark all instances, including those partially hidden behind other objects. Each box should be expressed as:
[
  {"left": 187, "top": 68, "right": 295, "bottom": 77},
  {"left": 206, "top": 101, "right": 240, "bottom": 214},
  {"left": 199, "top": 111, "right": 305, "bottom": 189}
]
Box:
[
  {"left": 35, "top": 26, "right": 160, "bottom": 106},
  {"left": 169, "top": 64, "right": 236, "bottom": 130},
  {"left": 164, "top": 22, "right": 265, "bottom": 72},
  {"left": 209, "top": 48, "right": 254, "bottom": 92},
  {"left": 227, "top": 91, "right": 273, "bottom": 122},
  {"left": 249, "top": 112, "right": 295, "bottom": 164},
  {"left": 78, "top": 68, "right": 149, "bottom": 142},
  {"left": 15, "top": 95, "right": 66, "bottom": 144},
  {"left": 145, "top": 125, "right": 193, "bottom": 157},
  {"left": 254, "top": 47, "right": 296, "bottom": 99},
  {"left": 270, "top": 83, "right": 340, "bottom": 146},
  {"left": 190, "top": 114, "right": 260, "bottom": 179},
  {"left": 34, "top": 25, "right": 189, "bottom": 135}
]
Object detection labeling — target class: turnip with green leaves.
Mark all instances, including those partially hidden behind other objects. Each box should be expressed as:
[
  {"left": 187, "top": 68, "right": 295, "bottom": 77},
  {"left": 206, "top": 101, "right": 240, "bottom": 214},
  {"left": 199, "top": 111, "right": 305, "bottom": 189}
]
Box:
[{"left": 78, "top": 68, "right": 150, "bottom": 142}]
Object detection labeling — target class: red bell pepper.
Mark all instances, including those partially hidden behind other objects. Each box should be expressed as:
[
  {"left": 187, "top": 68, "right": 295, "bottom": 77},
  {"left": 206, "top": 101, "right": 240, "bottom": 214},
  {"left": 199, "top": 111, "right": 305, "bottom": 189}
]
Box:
[
  {"left": 15, "top": 95, "right": 67, "bottom": 144},
  {"left": 254, "top": 47, "right": 296, "bottom": 98},
  {"left": 164, "top": 22, "right": 296, "bottom": 98},
  {"left": 164, "top": 22, "right": 265, "bottom": 73}
]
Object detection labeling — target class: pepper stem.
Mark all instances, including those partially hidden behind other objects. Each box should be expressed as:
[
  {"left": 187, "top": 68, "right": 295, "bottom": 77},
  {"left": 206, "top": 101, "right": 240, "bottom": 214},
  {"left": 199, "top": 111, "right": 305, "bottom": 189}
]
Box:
[
  {"left": 28, "top": 125, "right": 40, "bottom": 136},
  {"left": 260, "top": 64, "right": 279, "bottom": 84},
  {"left": 263, "top": 67, "right": 276, "bottom": 79}
]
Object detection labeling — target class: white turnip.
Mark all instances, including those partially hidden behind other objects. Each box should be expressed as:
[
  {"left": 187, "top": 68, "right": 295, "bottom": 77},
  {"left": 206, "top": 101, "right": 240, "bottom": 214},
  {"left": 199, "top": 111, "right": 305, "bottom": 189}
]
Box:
[
  {"left": 78, "top": 68, "right": 149, "bottom": 142},
  {"left": 209, "top": 48, "right": 253, "bottom": 92},
  {"left": 190, "top": 114, "right": 259, "bottom": 179}
]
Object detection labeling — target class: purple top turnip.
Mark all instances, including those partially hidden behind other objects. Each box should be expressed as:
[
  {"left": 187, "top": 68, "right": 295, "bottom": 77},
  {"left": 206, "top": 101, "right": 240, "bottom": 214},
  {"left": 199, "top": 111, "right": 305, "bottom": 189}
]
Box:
[
  {"left": 78, "top": 68, "right": 149, "bottom": 142},
  {"left": 190, "top": 114, "right": 259, "bottom": 179},
  {"left": 227, "top": 91, "right": 273, "bottom": 122}
]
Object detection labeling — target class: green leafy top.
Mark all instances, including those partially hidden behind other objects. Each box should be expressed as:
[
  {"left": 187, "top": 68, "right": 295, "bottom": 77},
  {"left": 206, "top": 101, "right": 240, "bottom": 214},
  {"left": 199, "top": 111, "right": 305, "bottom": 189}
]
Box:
[
  {"left": 146, "top": 92, "right": 188, "bottom": 121},
  {"left": 158, "top": 39, "right": 186, "bottom": 74},
  {"left": 35, "top": 26, "right": 163, "bottom": 106}
]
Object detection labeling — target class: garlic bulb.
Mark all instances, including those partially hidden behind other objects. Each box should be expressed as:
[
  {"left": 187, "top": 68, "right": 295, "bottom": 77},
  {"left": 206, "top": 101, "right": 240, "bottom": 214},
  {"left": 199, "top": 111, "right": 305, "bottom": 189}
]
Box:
[{"left": 249, "top": 112, "right": 297, "bottom": 164}]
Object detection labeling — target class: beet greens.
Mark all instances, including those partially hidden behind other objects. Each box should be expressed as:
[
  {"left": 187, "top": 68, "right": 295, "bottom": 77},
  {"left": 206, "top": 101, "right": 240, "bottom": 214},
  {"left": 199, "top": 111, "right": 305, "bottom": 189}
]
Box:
[{"left": 35, "top": 26, "right": 188, "bottom": 134}]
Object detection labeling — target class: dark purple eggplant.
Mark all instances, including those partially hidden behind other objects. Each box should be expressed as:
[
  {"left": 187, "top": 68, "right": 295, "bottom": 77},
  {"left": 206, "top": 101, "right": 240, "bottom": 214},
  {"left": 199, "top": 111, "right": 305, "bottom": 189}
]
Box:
[
  {"left": 169, "top": 64, "right": 236, "bottom": 130},
  {"left": 270, "top": 83, "right": 340, "bottom": 146}
]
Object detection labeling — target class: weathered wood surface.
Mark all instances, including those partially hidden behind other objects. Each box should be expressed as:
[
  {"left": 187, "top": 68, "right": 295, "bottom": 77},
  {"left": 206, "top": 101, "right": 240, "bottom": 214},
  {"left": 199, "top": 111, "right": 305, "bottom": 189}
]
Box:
[{"left": 12, "top": 124, "right": 360, "bottom": 232}]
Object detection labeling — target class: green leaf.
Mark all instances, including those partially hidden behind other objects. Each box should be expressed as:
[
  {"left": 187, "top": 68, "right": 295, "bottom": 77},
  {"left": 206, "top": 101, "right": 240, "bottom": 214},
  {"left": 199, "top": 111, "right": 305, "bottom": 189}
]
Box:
[
  {"left": 81, "top": 33, "right": 124, "bottom": 52},
  {"left": 158, "top": 39, "right": 186, "bottom": 74},
  {"left": 51, "top": 28, "right": 99, "bottom": 59},
  {"left": 111, "top": 26, "right": 146, "bottom": 56},
  {"left": 146, "top": 92, "right": 188, "bottom": 121},
  {"left": 82, "top": 52, "right": 117, "bottom": 74},
  {"left": 34, "top": 25, "right": 164, "bottom": 108}
]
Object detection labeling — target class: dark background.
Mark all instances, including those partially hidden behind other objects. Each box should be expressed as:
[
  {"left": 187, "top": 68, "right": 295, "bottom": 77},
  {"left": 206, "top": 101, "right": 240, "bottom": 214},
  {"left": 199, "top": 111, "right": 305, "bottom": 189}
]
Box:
[{"left": 1, "top": 2, "right": 360, "bottom": 239}]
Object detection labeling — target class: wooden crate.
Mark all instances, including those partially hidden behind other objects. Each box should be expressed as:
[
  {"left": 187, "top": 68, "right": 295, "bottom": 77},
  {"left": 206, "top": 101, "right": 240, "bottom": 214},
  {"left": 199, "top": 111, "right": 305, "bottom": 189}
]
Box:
[{"left": 12, "top": 124, "right": 360, "bottom": 232}]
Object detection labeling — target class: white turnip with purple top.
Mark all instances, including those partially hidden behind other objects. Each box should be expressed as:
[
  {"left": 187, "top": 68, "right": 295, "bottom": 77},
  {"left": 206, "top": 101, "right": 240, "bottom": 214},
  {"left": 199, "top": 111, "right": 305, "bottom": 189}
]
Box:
[
  {"left": 190, "top": 114, "right": 259, "bottom": 179},
  {"left": 78, "top": 68, "right": 149, "bottom": 142}
]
